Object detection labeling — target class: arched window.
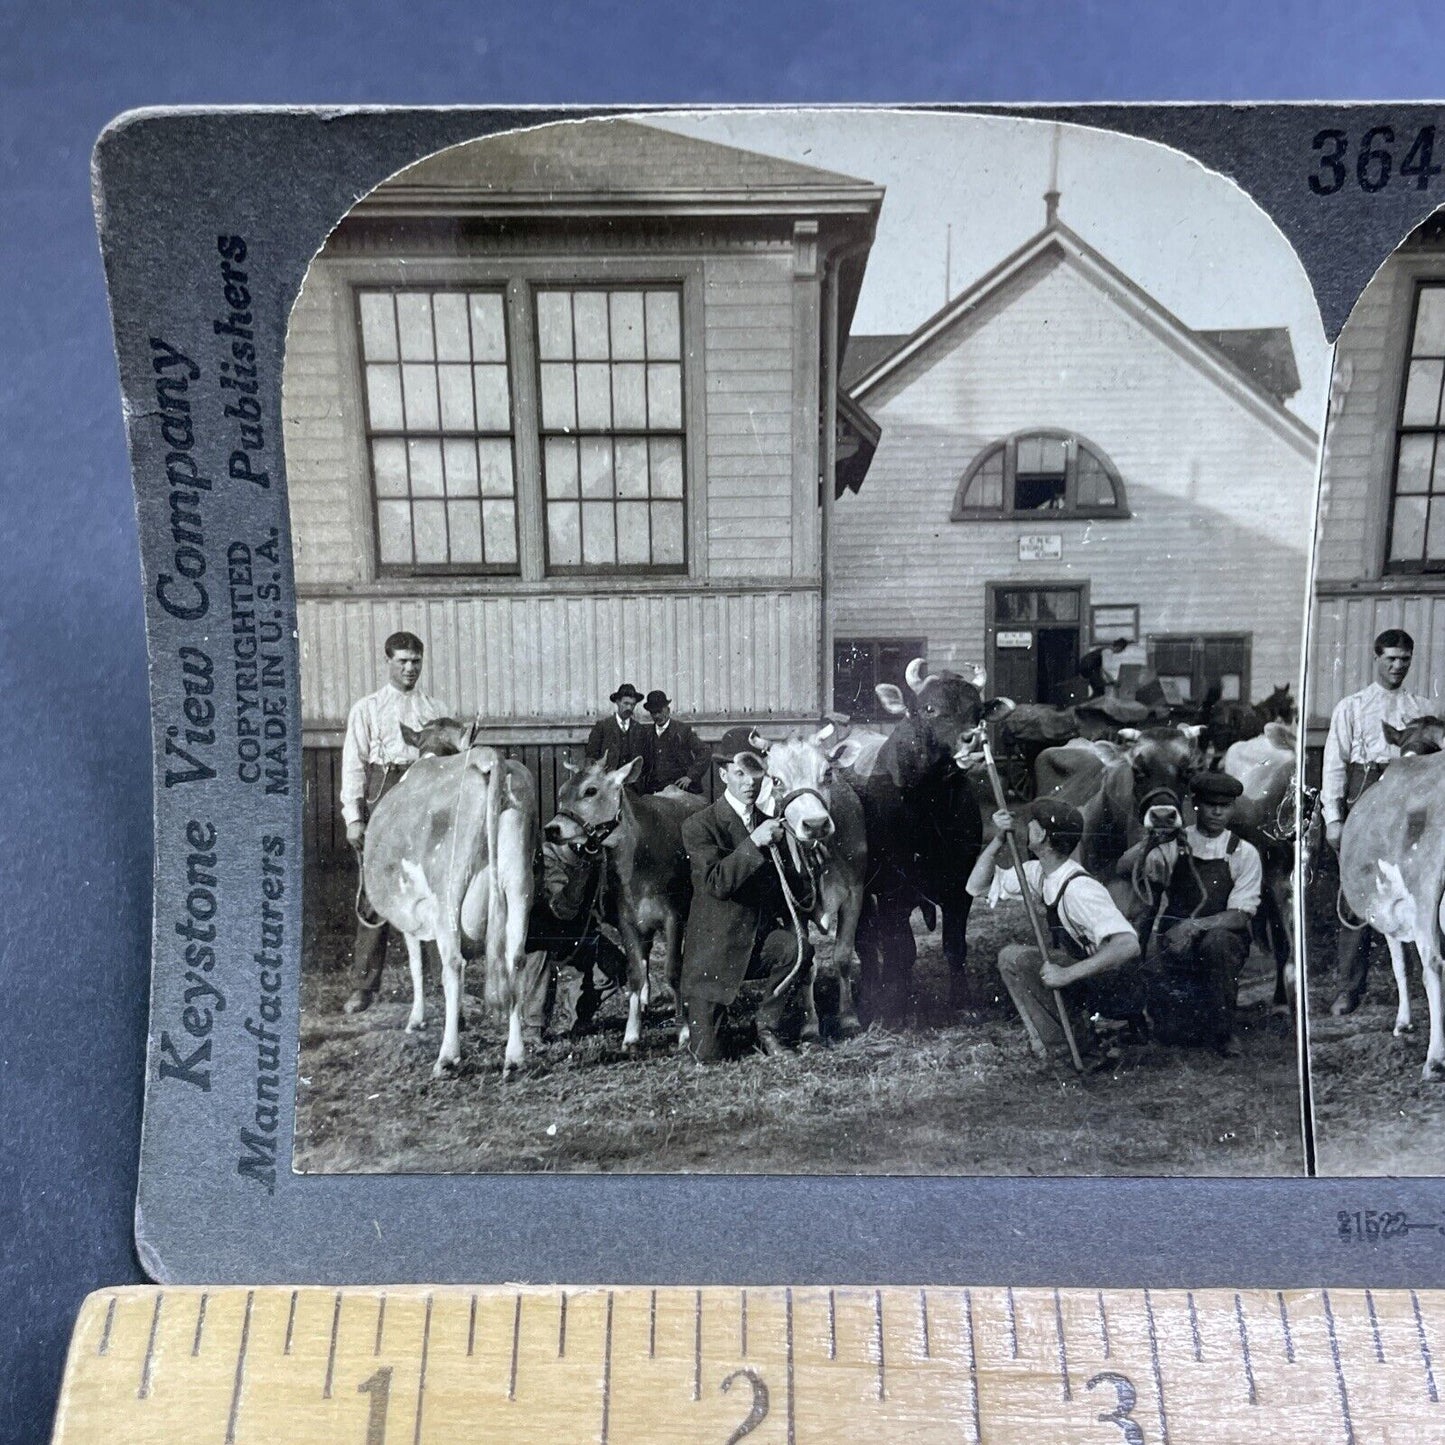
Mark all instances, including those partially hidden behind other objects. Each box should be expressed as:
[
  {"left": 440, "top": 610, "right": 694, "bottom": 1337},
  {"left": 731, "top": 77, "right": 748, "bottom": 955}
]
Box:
[{"left": 951, "top": 430, "right": 1128, "bottom": 519}]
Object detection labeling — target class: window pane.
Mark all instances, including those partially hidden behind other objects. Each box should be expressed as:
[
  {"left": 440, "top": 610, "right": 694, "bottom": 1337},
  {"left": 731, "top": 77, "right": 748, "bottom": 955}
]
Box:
[
  {"left": 1219, "top": 674, "right": 1242, "bottom": 702},
  {"left": 612, "top": 363, "right": 647, "bottom": 428},
  {"left": 547, "top": 502, "right": 581, "bottom": 566},
  {"left": 1160, "top": 674, "right": 1193, "bottom": 702},
  {"left": 1040, "top": 591, "right": 1080, "bottom": 622},
  {"left": 372, "top": 438, "right": 408, "bottom": 497},
  {"left": 995, "top": 589, "right": 1034, "bottom": 622},
  {"left": 402, "top": 363, "right": 439, "bottom": 430},
  {"left": 446, "top": 500, "right": 483, "bottom": 564},
  {"left": 647, "top": 363, "right": 682, "bottom": 428},
  {"left": 395, "top": 294, "right": 435, "bottom": 361},
  {"left": 1077, "top": 449, "right": 1117, "bottom": 507},
  {"left": 432, "top": 293, "right": 471, "bottom": 362},
  {"left": 443, "top": 438, "right": 478, "bottom": 496},
  {"left": 483, "top": 500, "right": 518, "bottom": 564},
  {"left": 376, "top": 500, "right": 412, "bottom": 563},
  {"left": 539, "top": 363, "right": 576, "bottom": 430},
  {"left": 473, "top": 365, "right": 511, "bottom": 431},
  {"left": 1403, "top": 359, "right": 1445, "bottom": 426},
  {"left": 1391, "top": 494, "right": 1428, "bottom": 562},
  {"left": 573, "top": 292, "right": 610, "bottom": 360},
  {"left": 366, "top": 365, "right": 403, "bottom": 429},
  {"left": 610, "top": 292, "right": 645, "bottom": 359},
  {"left": 437, "top": 365, "right": 474, "bottom": 431},
  {"left": 579, "top": 437, "right": 614, "bottom": 498},
  {"left": 1037, "top": 435, "right": 1068, "bottom": 473},
  {"left": 1013, "top": 472, "right": 1066, "bottom": 511},
  {"left": 1428, "top": 501, "right": 1445, "bottom": 561},
  {"left": 407, "top": 438, "right": 444, "bottom": 496},
  {"left": 1415, "top": 286, "right": 1445, "bottom": 355},
  {"left": 478, "top": 439, "right": 515, "bottom": 498},
  {"left": 469, "top": 293, "right": 507, "bottom": 363},
  {"left": 617, "top": 501, "right": 651, "bottom": 564},
  {"left": 1397, "top": 434, "right": 1435, "bottom": 492},
  {"left": 581, "top": 501, "right": 616, "bottom": 564},
  {"left": 412, "top": 500, "right": 447, "bottom": 562},
  {"left": 544, "top": 438, "right": 579, "bottom": 498},
  {"left": 615, "top": 438, "right": 649, "bottom": 497},
  {"left": 358, "top": 293, "right": 397, "bottom": 361},
  {"left": 651, "top": 437, "right": 683, "bottom": 497},
  {"left": 576, "top": 362, "right": 613, "bottom": 429},
  {"left": 645, "top": 291, "right": 681, "bottom": 358},
  {"left": 966, "top": 449, "right": 1004, "bottom": 509},
  {"left": 652, "top": 502, "right": 685, "bottom": 564},
  {"left": 536, "top": 292, "right": 573, "bottom": 360},
  {"left": 1016, "top": 435, "right": 1043, "bottom": 473}
]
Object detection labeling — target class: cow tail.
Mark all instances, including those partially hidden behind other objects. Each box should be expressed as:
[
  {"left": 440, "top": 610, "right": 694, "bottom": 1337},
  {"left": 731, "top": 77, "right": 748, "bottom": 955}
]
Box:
[{"left": 483, "top": 753, "right": 510, "bottom": 1014}]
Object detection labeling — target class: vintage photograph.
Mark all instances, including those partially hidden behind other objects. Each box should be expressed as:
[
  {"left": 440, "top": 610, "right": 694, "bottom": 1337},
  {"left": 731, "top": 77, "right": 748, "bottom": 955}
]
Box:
[
  {"left": 1304, "top": 207, "right": 1445, "bottom": 1176},
  {"left": 288, "top": 110, "right": 1326, "bottom": 1175}
]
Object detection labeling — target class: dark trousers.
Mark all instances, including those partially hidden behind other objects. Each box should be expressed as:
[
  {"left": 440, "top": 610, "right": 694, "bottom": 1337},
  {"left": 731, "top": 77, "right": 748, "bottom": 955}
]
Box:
[
  {"left": 1147, "top": 926, "right": 1250, "bottom": 1049},
  {"left": 350, "top": 763, "right": 424, "bottom": 998},
  {"left": 685, "top": 928, "right": 813, "bottom": 1063}
]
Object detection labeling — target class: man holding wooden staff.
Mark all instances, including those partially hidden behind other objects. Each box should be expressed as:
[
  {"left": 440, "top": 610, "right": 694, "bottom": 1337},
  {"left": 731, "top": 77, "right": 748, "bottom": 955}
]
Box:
[{"left": 967, "top": 799, "right": 1144, "bottom": 1065}]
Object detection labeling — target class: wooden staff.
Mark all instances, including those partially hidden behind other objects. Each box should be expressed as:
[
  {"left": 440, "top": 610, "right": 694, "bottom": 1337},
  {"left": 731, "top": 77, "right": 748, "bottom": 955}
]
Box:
[{"left": 979, "top": 736, "right": 1085, "bottom": 1074}]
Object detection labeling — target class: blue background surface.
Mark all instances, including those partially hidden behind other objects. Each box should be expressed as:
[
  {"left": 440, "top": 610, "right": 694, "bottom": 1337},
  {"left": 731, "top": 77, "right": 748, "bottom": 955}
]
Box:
[{"left": 1, "top": 3, "right": 1438, "bottom": 1439}]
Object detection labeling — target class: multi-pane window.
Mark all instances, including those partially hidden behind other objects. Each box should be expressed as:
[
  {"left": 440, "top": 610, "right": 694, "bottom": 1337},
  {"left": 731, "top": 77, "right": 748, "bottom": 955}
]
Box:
[
  {"left": 1148, "top": 635, "right": 1249, "bottom": 705},
  {"left": 833, "top": 638, "right": 927, "bottom": 719},
  {"left": 953, "top": 431, "right": 1128, "bottom": 518},
  {"left": 358, "top": 289, "right": 519, "bottom": 572},
  {"left": 1387, "top": 283, "right": 1445, "bottom": 570},
  {"left": 536, "top": 287, "right": 687, "bottom": 571}
]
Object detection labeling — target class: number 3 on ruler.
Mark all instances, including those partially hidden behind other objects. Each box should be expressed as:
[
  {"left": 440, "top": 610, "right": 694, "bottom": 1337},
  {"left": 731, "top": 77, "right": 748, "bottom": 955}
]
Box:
[
  {"left": 357, "top": 1367, "right": 392, "bottom": 1445},
  {"left": 1086, "top": 1371, "right": 1145, "bottom": 1444},
  {"left": 719, "top": 1368, "right": 769, "bottom": 1443}
]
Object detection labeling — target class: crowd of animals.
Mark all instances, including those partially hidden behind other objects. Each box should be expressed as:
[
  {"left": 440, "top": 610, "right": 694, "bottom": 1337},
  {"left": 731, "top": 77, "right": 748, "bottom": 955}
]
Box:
[{"left": 353, "top": 660, "right": 1307, "bottom": 1080}]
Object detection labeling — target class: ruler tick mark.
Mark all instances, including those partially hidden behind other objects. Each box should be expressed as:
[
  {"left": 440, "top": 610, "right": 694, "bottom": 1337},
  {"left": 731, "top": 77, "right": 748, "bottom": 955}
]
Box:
[
  {"left": 1365, "top": 1289, "right": 1385, "bottom": 1363},
  {"left": 1277, "top": 1291, "right": 1296, "bottom": 1363},
  {"left": 323, "top": 1291, "right": 341, "bottom": 1400},
  {"left": 964, "top": 1289, "right": 982, "bottom": 1445},
  {"left": 375, "top": 1292, "right": 387, "bottom": 1356},
  {"left": 1322, "top": 1290, "right": 1356, "bottom": 1445},
  {"left": 1235, "top": 1293, "right": 1257, "bottom": 1406},
  {"left": 828, "top": 1289, "right": 837, "bottom": 1360},
  {"left": 1412, "top": 1290, "right": 1439, "bottom": 1403},
  {"left": 1187, "top": 1292, "right": 1202, "bottom": 1363},
  {"left": 784, "top": 1287, "right": 796, "bottom": 1445},
  {"left": 412, "top": 1293, "right": 432, "bottom": 1445},
  {"left": 284, "top": 1290, "right": 298, "bottom": 1357},
  {"left": 741, "top": 1288, "right": 748, "bottom": 1357},
  {"left": 1006, "top": 1286, "right": 1018, "bottom": 1360},
  {"left": 693, "top": 1289, "right": 702, "bottom": 1402},
  {"left": 600, "top": 1291, "right": 614, "bottom": 1445},
  {"left": 509, "top": 1294, "right": 521, "bottom": 1402},
  {"left": 1097, "top": 1291, "right": 1111, "bottom": 1358},
  {"left": 919, "top": 1288, "right": 931, "bottom": 1359},
  {"left": 97, "top": 1296, "right": 117, "bottom": 1356},
  {"left": 649, "top": 1289, "right": 656, "bottom": 1359},
  {"left": 138, "top": 1293, "right": 163, "bottom": 1399},
  {"left": 558, "top": 1290, "right": 568, "bottom": 1358},
  {"left": 875, "top": 1289, "right": 886, "bottom": 1401},
  {"left": 192, "top": 1293, "right": 208, "bottom": 1356},
  {"left": 1054, "top": 1288, "right": 1071, "bottom": 1402},
  {"left": 1144, "top": 1289, "right": 1169, "bottom": 1445},
  {"left": 467, "top": 1293, "right": 477, "bottom": 1358},
  {"left": 224, "top": 1290, "right": 254, "bottom": 1445}
]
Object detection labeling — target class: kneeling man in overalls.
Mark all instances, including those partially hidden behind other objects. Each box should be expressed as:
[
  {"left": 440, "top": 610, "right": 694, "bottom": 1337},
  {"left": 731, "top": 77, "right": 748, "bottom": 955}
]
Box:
[{"left": 1133, "top": 771, "right": 1261, "bottom": 1054}]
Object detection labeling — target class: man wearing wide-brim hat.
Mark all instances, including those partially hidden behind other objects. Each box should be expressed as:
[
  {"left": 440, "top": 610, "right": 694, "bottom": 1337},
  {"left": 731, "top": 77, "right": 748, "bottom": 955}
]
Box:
[
  {"left": 584, "top": 682, "right": 651, "bottom": 787},
  {"left": 677, "top": 726, "right": 814, "bottom": 1063},
  {"left": 641, "top": 688, "right": 710, "bottom": 793}
]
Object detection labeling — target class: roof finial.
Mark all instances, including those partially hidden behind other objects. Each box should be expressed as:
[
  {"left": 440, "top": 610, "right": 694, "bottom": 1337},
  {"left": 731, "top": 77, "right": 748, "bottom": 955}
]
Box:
[{"left": 1044, "top": 123, "right": 1062, "bottom": 226}]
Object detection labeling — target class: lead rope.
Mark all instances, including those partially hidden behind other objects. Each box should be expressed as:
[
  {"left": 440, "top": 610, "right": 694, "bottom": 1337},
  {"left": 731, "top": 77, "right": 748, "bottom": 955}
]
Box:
[{"left": 766, "top": 842, "right": 811, "bottom": 1002}]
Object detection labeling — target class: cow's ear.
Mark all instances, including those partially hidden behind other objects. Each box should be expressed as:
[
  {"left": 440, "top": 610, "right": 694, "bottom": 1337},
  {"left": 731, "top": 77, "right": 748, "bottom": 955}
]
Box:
[
  {"left": 969, "top": 664, "right": 988, "bottom": 690},
  {"left": 983, "top": 696, "right": 1015, "bottom": 722},
  {"left": 1178, "top": 723, "right": 1205, "bottom": 743},
  {"left": 747, "top": 729, "right": 772, "bottom": 755},
  {"left": 827, "top": 741, "right": 851, "bottom": 764},
  {"left": 400, "top": 724, "right": 423, "bottom": 746},
  {"left": 560, "top": 754, "right": 581, "bottom": 774},
  {"left": 1383, "top": 722, "right": 1404, "bottom": 746},
  {"left": 617, "top": 755, "right": 645, "bottom": 785},
  {"left": 1117, "top": 727, "right": 1142, "bottom": 744},
  {"left": 875, "top": 683, "right": 909, "bottom": 716}
]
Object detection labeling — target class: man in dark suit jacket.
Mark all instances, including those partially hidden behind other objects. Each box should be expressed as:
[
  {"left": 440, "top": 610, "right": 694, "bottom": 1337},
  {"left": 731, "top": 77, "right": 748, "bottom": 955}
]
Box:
[
  {"left": 585, "top": 682, "right": 650, "bottom": 786},
  {"left": 641, "top": 689, "right": 710, "bottom": 793},
  {"left": 679, "top": 728, "right": 814, "bottom": 1062}
]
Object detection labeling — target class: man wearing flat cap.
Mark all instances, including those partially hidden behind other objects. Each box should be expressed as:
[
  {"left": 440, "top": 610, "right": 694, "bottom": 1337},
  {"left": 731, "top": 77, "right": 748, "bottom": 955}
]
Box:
[
  {"left": 678, "top": 727, "right": 814, "bottom": 1063},
  {"left": 641, "top": 689, "right": 709, "bottom": 794},
  {"left": 585, "top": 682, "right": 651, "bottom": 787},
  {"left": 1130, "top": 771, "right": 1262, "bottom": 1053}
]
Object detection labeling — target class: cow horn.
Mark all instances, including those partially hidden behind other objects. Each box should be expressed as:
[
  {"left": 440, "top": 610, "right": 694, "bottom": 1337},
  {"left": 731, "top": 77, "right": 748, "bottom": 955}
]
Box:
[
  {"left": 905, "top": 657, "right": 929, "bottom": 693},
  {"left": 747, "top": 729, "right": 772, "bottom": 754},
  {"left": 813, "top": 722, "right": 836, "bottom": 744},
  {"left": 969, "top": 663, "right": 988, "bottom": 689},
  {"left": 560, "top": 754, "right": 581, "bottom": 774},
  {"left": 1118, "top": 727, "right": 1142, "bottom": 743}
]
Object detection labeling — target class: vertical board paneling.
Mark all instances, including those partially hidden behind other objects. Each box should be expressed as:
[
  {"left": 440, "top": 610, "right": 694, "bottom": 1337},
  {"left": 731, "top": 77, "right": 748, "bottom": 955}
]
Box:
[{"left": 1308, "top": 592, "right": 1445, "bottom": 726}]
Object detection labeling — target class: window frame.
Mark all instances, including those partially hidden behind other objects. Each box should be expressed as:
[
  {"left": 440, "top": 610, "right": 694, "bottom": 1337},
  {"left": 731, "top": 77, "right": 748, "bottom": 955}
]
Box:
[
  {"left": 1145, "top": 632, "right": 1252, "bottom": 707},
  {"left": 832, "top": 636, "right": 928, "bottom": 721},
  {"left": 951, "top": 429, "right": 1130, "bottom": 521},
  {"left": 1383, "top": 279, "right": 1445, "bottom": 575}
]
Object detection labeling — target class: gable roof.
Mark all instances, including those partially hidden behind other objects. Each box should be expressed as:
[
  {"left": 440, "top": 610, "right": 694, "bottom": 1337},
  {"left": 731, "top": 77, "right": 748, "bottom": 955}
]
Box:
[
  {"left": 847, "top": 219, "right": 1318, "bottom": 453},
  {"left": 840, "top": 334, "right": 909, "bottom": 390}
]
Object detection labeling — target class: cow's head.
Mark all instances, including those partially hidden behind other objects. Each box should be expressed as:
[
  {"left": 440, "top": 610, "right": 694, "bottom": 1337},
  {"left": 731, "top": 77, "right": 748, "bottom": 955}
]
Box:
[
  {"left": 544, "top": 754, "right": 641, "bottom": 850},
  {"left": 875, "top": 659, "right": 1013, "bottom": 772},
  {"left": 1385, "top": 716, "right": 1445, "bottom": 757},
  {"left": 402, "top": 717, "right": 480, "bottom": 757},
  {"left": 1116, "top": 724, "right": 1205, "bottom": 835},
  {"left": 748, "top": 728, "right": 848, "bottom": 845},
  {"left": 1260, "top": 684, "right": 1297, "bottom": 724}
]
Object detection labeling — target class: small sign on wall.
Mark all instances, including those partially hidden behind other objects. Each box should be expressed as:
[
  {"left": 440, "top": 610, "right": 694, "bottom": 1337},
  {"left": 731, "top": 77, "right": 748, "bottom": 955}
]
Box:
[
  {"left": 1018, "top": 533, "right": 1063, "bottom": 561},
  {"left": 997, "top": 630, "right": 1033, "bottom": 649}
]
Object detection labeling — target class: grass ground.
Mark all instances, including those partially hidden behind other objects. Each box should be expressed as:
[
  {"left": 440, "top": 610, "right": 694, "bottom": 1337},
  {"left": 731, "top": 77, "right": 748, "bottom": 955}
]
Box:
[{"left": 294, "top": 875, "right": 1304, "bottom": 1177}]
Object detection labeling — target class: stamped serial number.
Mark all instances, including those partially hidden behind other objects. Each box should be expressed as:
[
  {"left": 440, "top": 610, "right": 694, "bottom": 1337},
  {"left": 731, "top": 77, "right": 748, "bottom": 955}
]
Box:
[
  {"left": 1309, "top": 125, "right": 1443, "bottom": 195},
  {"left": 1337, "top": 1209, "right": 1434, "bottom": 1243}
]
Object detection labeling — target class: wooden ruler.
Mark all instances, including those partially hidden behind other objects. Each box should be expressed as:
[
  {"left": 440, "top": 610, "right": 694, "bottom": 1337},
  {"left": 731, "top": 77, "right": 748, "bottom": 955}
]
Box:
[{"left": 50, "top": 1285, "right": 1444, "bottom": 1443}]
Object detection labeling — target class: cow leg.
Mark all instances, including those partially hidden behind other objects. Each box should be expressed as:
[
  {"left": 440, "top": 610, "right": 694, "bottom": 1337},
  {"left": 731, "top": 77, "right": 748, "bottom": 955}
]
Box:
[
  {"left": 942, "top": 890, "right": 975, "bottom": 1011},
  {"left": 617, "top": 917, "right": 649, "bottom": 1051},
  {"left": 831, "top": 886, "right": 864, "bottom": 1038},
  {"left": 433, "top": 938, "right": 465, "bottom": 1077},
  {"left": 861, "top": 897, "right": 915, "bottom": 1025},
  {"left": 1419, "top": 940, "right": 1445, "bottom": 1081},
  {"left": 404, "top": 934, "right": 427, "bottom": 1032},
  {"left": 1387, "top": 935, "right": 1413, "bottom": 1036},
  {"left": 660, "top": 909, "right": 689, "bottom": 1049}
]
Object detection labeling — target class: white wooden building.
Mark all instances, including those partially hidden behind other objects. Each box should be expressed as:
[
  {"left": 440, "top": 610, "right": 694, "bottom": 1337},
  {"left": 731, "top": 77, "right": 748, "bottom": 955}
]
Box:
[
  {"left": 831, "top": 207, "right": 1321, "bottom": 716},
  {"left": 1307, "top": 213, "right": 1445, "bottom": 743},
  {"left": 283, "top": 120, "right": 882, "bottom": 857}
]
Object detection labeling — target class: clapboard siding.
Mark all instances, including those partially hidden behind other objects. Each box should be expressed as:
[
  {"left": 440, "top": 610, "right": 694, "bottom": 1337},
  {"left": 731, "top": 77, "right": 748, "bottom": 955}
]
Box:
[
  {"left": 834, "top": 254, "right": 1319, "bottom": 696},
  {"left": 298, "top": 588, "right": 821, "bottom": 732},
  {"left": 1309, "top": 591, "right": 1445, "bottom": 724}
]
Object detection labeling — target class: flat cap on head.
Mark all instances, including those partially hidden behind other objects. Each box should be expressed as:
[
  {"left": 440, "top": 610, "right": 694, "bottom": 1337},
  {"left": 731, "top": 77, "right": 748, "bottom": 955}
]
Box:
[{"left": 1192, "top": 772, "right": 1244, "bottom": 805}]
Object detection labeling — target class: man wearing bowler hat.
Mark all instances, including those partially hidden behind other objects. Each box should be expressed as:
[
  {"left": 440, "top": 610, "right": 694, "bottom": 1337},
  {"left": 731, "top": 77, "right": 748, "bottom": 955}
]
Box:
[
  {"left": 585, "top": 681, "right": 651, "bottom": 786},
  {"left": 641, "top": 689, "right": 709, "bottom": 793},
  {"left": 678, "top": 727, "right": 814, "bottom": 1063}
]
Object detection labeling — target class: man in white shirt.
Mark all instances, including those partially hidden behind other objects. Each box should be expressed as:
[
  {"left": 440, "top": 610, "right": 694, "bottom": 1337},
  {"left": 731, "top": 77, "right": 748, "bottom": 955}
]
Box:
[
  {"left": 1322, "top": 628, "right": 1428, "bottom": 1015},
  {"left": 968, "top": 798, "right": 1144, "bottom": 1064},
  {"left": 339, "top": 630, "right": 444, "bottom": 1014}
]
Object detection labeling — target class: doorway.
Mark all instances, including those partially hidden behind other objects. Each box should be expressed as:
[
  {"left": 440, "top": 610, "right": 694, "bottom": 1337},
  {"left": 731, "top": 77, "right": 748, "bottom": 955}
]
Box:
[{"left": 987, "top": 584, "right": 1087, "bottom": 705}]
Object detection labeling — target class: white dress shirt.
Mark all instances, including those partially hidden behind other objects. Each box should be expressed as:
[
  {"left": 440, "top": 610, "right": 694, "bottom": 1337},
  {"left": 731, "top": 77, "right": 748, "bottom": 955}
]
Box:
[
  {"left": 340, "top": 683, "right": 443, "bottom": 826},
  {"left": 1321, "top": 681, "right": 1428, "bottom": 823}
]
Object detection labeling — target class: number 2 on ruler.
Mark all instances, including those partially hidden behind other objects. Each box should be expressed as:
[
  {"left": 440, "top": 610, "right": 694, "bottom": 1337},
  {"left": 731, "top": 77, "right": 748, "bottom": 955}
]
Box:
[
  {"left": 1087, "top": 1371, "right": 1145, "bottom": 1444},
  {"left": 720, "top": 1368, "right": 769, "bottom": 1443}
]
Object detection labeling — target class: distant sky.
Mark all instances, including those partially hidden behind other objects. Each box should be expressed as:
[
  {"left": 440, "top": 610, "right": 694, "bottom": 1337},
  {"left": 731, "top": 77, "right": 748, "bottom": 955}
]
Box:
[{"left": 644, "top": 109, "right": 1330, "bottom": 426}]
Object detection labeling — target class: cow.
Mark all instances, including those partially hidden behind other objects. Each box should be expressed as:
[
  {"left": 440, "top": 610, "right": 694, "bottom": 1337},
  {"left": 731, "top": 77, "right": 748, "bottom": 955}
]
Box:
[
  {"left": 746, "top": 727, "right": 869, "bottom": 1038},
  {"left": 834, "top": 659, "right": 1012, "bottom": 1020},
  {"left": 1199, "top": 685, "right": 1297, "bottom": 768},
  {"left": 1338, "top": 750, "right": 1445, "bottom": 1080},
  {"left": 364, "top": 719, "right": 538, "bottom": 1078},
  {"left": 998, "top": 698, "right": 1152, "bottom": 799},
  {"left": 543, "top": 754, "right": 707, "bottom": 1051}
]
